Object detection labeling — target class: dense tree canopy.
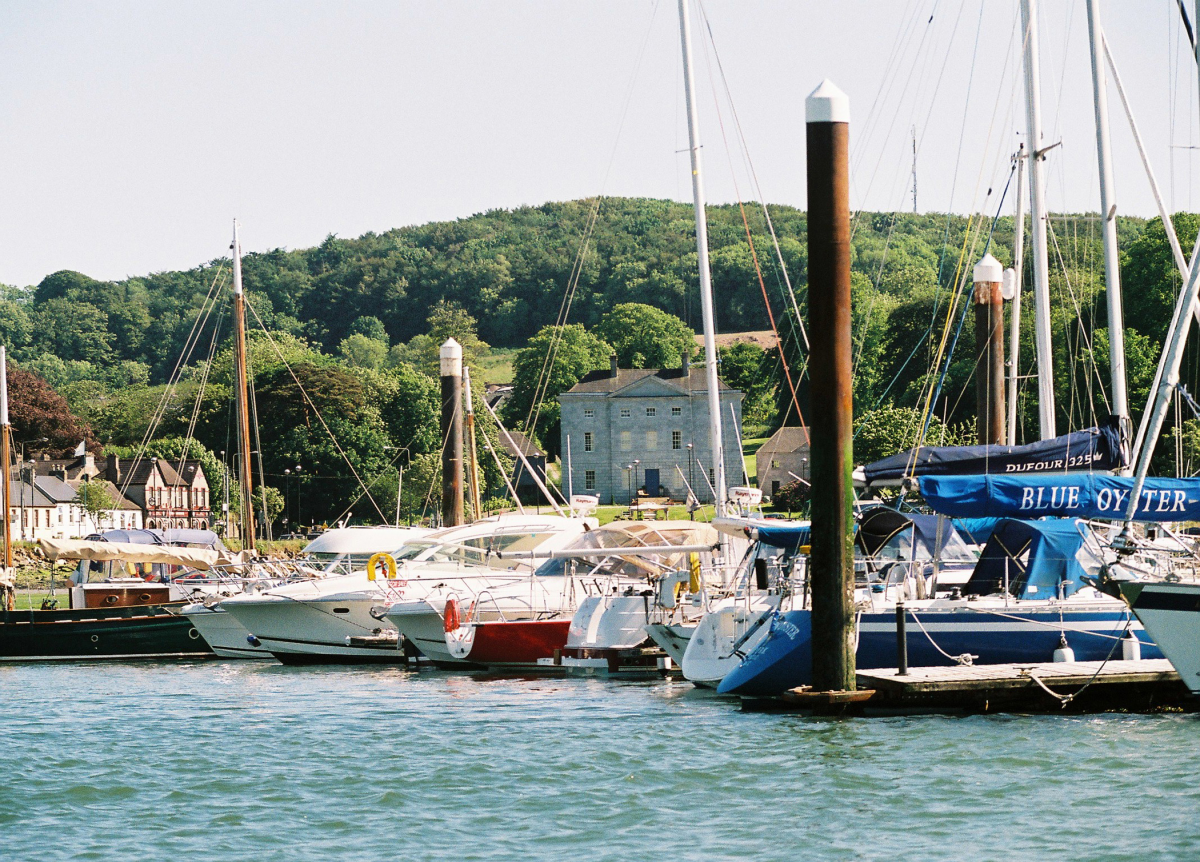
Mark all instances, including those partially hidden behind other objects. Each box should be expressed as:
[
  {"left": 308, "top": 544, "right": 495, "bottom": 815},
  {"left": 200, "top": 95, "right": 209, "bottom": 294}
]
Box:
[{"left": 13, "top": 196, "right": 1200, "bottom": 525}]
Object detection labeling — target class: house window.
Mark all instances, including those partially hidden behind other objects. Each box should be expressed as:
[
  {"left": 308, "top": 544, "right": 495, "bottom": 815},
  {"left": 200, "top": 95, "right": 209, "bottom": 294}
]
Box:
[
  {"left": 671, "top": 406, "right": 682, "bottom": 417},
  {"left": 584, "top": 432, "right": 594, "bottom": 452},
  {"left": 646, "top": 407, "right": 656, "bottom": 417},
  {"left": 620, "top": 408, "right": 631, "bottom": 419},
  {"left": 620, "top": 430, "right": 632, "bottom": 451},
  {"left": 709, "top": 468, "right": 716, "bottom": 486},
  {"left": 772, "top": 459, "right": 781, "bottom": 468},
  {"left": 585, "top": 470, "right": 596, "bottom": 491},
  {"left": 583, "top": 408, "right": 595, "bottom": 419},
  {"left": 672, "top": 430, "right": 682, "bottom": 450},
  {"left": 646, "top": 430, "right": 658, "bottom": 450}
]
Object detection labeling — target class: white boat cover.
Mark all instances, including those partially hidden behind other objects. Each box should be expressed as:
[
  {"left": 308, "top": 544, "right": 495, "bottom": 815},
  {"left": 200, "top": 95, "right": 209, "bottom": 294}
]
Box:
[{"left": 38, "top": 538, "right": 242, "bottom": 570}]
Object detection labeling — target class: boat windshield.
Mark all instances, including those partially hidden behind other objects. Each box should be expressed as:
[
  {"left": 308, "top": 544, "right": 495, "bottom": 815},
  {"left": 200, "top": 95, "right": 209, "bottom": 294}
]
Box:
[
  {"left": 532, "top": 527, "right": 698, "bottom": 579},
  {"left": 405, "top": 531, "right": 557, "bottom": 571}
]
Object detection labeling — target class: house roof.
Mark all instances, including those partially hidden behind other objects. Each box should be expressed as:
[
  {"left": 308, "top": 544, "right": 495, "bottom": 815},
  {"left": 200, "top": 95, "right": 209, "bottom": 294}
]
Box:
[
  {"left": 67, "top": 479, "right": 142, "bottom": 511},
  {"left": 757, "top": 425, "right": 811, "bottom": 456},
  {"left": 563, "top": 367, "right": 735, "bottom": 396},
  {"left": 112, "top": 457, "right": 160, "bottom": 486},
  {"left": 497, "top": 429, "right": 544, "bottom": 458},
  {"left": 34, "top": 474, "right": 77, "bottom": 503},
  {"left": 32, "top": 454, "right": 98, "bottom": 480},
  {"left": 6, "top": 478, "right": 55, "bottom": 508},
  {"left": 156, "top": 459, "right": 204, "bottom": 486}
]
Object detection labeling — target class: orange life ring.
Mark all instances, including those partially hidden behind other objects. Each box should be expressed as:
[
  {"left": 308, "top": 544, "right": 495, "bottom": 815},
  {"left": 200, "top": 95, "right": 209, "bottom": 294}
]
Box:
[{"left": 443, "top": 598, "right": 460, "bottom": 633}]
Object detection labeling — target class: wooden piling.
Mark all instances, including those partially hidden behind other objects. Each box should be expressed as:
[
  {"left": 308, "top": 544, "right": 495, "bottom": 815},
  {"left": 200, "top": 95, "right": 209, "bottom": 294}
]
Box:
[
  {"left": 440, "top": 338, "right": 465, "bottom": 527},
  {"left": 805, "top": 80, "right": 856, "bottom": 695},
  {"left": 973, "top": 253, "right": 1006, "bottom": 445}
]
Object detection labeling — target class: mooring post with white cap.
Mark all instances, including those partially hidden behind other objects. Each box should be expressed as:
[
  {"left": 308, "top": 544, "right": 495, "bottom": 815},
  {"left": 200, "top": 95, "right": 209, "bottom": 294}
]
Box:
[
  {"left": 974, "top": 253, "right": 1006, "bottom": 445},
  {"left": 440, "top": 338, "right": 465, "bottom": 527},
  {"left": 806, "top": 79, "right": 856, "bottom": 695}
]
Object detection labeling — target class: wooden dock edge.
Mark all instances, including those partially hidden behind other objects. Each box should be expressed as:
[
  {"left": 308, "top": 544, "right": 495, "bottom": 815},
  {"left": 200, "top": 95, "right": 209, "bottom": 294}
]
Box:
[{"left": 744, "top": 660, "right": 1198, "bottom": 715}]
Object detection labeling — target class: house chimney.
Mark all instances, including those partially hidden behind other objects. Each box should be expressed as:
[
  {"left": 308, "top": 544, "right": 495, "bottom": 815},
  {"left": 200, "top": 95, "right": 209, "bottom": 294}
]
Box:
[
  {"left": 682, "top": 351, "right": 691, "bottom": 375},
  {"left": 610, "top": 354, "right": 619, "bottom": 378},
  {"left": 106, "top": 454, "right": 121, "bottom": 483}
]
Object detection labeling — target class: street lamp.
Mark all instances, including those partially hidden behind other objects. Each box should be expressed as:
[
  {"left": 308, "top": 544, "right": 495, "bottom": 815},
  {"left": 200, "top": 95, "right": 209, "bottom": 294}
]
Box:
[
  {"left": 283, "top": 468, "right": 291, "bottom": 530},
  {"left": 633, "top": 459, "right": 641, "bottom": 515},
  {"left": 625, "top": 464, "right": 633, "bottom": 509},
  {"left": 294, "top": 465, "right": 302, "bottom": 532}
]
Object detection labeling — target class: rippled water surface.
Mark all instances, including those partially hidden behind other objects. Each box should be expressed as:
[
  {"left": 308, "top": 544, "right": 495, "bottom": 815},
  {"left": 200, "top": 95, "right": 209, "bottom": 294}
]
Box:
[{"left": 2, "top": 661, "right": 1199, "bottom": 861}]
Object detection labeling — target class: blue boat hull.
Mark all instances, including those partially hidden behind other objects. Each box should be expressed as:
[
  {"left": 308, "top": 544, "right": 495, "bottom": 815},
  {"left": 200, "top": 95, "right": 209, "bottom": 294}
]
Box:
[{"left": 716, "top": 606, "right": 1161, "bottom": 697}]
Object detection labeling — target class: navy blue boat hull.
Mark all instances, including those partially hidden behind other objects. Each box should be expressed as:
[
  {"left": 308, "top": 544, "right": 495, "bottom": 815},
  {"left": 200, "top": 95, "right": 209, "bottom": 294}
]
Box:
[{"left": 716, "top": 606, "right": 1161, "bottom": 697}]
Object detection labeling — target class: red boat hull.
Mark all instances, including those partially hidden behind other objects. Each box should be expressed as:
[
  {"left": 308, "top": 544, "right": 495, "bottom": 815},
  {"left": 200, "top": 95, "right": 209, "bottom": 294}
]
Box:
[{"left": 462, "top": 619, "right": 571, "bottom": 666}]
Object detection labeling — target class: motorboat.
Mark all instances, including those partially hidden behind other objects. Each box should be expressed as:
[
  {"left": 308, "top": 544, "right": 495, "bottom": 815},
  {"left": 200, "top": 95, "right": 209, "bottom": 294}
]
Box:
[
  {"left": 220, "top": 514, "right": 590, "bottom": 664},
  {"left": 538, "top": 521, "right": 723, "bottom": 676},
  {"left": 431, "top": 521, "right": 718, "bottom": 671},
  {"left": 182, "top": 526, "right": 429, "bottom": 658}
]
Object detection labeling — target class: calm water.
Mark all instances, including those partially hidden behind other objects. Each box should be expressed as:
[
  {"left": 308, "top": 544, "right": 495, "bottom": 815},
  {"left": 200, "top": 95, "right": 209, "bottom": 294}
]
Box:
[{"left": 1, "top": 661, "right": 1198, "bottom": 862}]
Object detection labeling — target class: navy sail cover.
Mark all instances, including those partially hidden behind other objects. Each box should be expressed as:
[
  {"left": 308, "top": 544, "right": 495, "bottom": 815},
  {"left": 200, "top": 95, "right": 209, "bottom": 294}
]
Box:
[
  {"left": 862, "top": 417, "right": 1126, "bottom": 485},
  {"left": 919, "top": 473, "right": 1200, "bottom": 522}
]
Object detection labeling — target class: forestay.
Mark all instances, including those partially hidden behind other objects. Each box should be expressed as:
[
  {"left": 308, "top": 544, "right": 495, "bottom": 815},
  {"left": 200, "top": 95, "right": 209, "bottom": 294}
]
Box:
[{"left": 919, "top": 473, "right": 1200, "bottom": 522}]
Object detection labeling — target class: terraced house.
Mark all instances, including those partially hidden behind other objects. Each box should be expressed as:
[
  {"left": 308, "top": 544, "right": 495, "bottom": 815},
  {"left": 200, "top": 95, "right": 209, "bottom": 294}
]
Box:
[{"left": 559, "top": 355, "right": 743, "bottom": 505}]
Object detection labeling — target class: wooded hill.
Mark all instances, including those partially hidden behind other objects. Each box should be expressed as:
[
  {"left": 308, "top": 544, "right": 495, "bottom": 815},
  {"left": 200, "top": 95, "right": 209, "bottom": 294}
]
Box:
[{"left": 4, "top": 197, "right": 1200, "bottom": 505}]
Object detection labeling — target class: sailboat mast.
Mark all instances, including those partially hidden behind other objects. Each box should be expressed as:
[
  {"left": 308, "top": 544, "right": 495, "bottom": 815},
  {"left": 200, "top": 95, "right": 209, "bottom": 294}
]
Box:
[
  {"left": 1007, "top": 145, "right": 1027, "bottom": 446},
  {"left": 231, "top": 220, "right": 256, "bottom": 551},
  {"left": 677, "top": 0, "right": 726, "bottom": 514},
  {"left": 1021, "top": 0, "right": 1057, "bottom": 440},
  {"left": 1086, "top": 0, "right": 1129, "bottom": 451},
  {"left": 0, "top": 347, "right": 11, "bottom": 611}
]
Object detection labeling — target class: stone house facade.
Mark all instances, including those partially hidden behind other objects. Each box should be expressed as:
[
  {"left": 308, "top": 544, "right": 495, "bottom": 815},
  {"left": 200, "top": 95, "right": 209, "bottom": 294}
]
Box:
[
  {"left": 755, "top": 426, "right": 811, "bottom": 498},
  {"left": 559, "top": 359, "right": 743, "bottom": 505}
]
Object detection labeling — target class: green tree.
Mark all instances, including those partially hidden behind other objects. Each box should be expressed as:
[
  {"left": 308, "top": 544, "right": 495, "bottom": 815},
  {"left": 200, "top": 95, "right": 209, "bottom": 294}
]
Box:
[
  {"left": 853, "top": 404, "right": 969, "bottom": 467},
  {"left": 74, "top": 480, "right": 117, "bottom": 529},
  {"left": 717, "top": 341, "right": 777, "bottom": 431},
  {"left": 595, "top": 302, "right": 695, "bottom": 369},
  {"left": 349, "top": 315, "right": 389, "bottom": 343},
  {"left": 339, "top": 333, "right": 388, "bottom": 370},
  {"left": 29, "top": 298, "right": 113, "bottom": 363},
  {"left": 504, "top": 323, "right": 612, "bottom": 458}
]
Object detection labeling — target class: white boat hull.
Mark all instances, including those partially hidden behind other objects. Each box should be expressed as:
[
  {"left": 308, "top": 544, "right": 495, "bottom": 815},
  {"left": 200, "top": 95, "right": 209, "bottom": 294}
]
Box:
[
  {"left": 1123, "top": 581, "right": 1200, "bottom": 694},
  {"left": 644, "top": 622, "right": 693, "bottom": 665},
  {"left": 183, "top": 603, "right": 272, "bottom": 659},
  {"left": 681, "top": 597, "right": 780, "bottom": 686},
  {"left": 220, "top": 595, "right": 406, "bottom": 664}
]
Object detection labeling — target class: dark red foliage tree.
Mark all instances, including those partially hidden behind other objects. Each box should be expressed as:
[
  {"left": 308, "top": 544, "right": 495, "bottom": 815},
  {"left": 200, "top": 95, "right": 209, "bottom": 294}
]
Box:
[{"left": 6, "top": 364, "right": 94, "bottom": 458}]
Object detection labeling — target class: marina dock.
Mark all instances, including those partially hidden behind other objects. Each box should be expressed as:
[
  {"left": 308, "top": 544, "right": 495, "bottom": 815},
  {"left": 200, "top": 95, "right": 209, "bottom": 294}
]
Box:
[{"left": 765, "top": 659, "right": 1197, "bottom": 715}]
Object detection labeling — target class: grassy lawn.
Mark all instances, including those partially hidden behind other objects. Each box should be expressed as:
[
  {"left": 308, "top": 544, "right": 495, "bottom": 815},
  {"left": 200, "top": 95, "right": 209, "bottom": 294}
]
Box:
[
  {"left": 476, "top": 348, "right": 518, "bottom": 385},
  {"left": 12, "top": 590, "right": 70, "bottom": 610},
  {"left": 742, "top": 436, "right": 768, "bottom": 485}
]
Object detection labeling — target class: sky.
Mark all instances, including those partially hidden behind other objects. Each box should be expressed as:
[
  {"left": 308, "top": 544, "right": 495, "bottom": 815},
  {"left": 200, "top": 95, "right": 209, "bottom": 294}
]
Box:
[{"left": 1, "top": 0, "right": 1197, "bottom": 288}]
